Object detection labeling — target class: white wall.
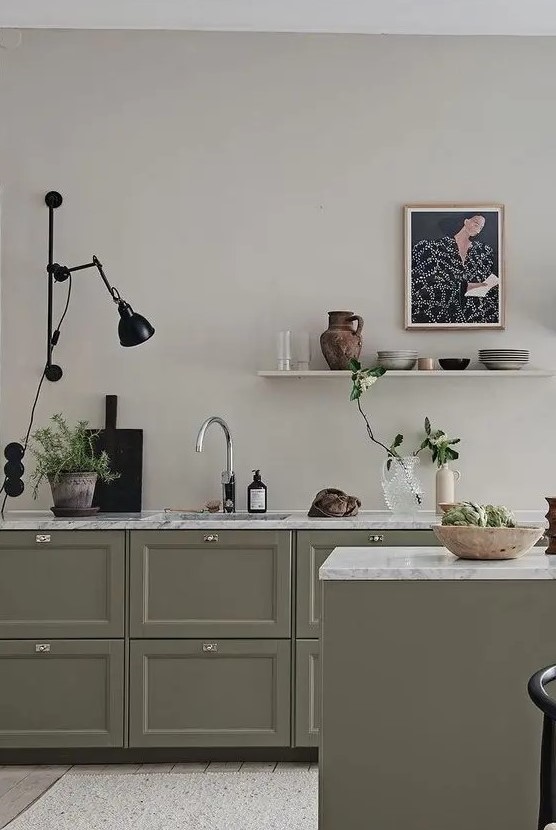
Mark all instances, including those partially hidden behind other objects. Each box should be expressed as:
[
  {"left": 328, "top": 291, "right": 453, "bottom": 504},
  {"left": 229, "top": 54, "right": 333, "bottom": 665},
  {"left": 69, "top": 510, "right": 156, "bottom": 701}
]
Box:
[{"left": 1, "top": 30, "right": 555, "bottom": 512}]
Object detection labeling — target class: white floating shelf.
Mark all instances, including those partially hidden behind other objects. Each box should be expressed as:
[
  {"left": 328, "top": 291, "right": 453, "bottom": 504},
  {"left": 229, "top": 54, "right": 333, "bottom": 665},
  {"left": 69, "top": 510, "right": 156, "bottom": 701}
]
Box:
[{"left": 257, "top": 369, "right": 555, "bottom": 378}]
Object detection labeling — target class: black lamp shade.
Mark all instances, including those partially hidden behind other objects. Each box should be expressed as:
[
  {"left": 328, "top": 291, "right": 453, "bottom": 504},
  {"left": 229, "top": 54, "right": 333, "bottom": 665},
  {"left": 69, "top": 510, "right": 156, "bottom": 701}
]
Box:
[{"left": 117, "top": 301, "right": 155, "bottom": 347}]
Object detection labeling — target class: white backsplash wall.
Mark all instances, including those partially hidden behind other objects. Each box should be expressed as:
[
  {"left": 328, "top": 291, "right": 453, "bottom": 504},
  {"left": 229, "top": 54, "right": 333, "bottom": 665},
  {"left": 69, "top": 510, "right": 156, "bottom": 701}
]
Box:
[{"left": 0, "top": 30, "right": 555, "bottom": 512}]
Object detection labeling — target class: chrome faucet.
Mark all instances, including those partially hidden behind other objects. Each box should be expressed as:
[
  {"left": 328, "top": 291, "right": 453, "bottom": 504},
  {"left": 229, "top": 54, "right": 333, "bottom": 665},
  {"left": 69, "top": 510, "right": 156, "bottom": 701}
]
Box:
[{"left": 195, "top": 416, "right": 236, "bottom": 513}]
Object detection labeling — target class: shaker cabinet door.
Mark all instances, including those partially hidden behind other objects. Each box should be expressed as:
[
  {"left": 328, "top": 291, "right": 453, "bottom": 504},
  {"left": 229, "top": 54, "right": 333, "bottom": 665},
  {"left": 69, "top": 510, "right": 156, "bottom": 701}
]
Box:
[
  {"left": 296, "top": 530, "right": 438, "bottom": 638},
  {"left": 129, "top": 639, "right": 291, "bottom": 747},
  {"left": 129, "top": 530, "right": 292, "bottom": 638},
  {"left": 294, "top": 639, "right": 320, "bottom": 747},
  {"left": 0, "top": 639, "right": 124, "bottom": 748},
  {"left": 0, "top": 531, "right": 125, "bottom": 638}
]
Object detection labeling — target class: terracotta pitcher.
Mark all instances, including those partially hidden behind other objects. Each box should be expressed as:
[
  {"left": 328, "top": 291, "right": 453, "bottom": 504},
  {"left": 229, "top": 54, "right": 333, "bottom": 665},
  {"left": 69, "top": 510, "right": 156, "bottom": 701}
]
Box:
[{"left": 320, "top": 311, "right": 364, "bottom": 370}]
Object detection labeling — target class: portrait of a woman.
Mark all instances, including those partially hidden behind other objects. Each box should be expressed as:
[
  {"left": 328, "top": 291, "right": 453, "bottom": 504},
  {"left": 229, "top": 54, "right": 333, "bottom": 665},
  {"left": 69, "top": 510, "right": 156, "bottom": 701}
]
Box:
[{"left": 405, "top": 206, "right": 504, "bottom": 329}]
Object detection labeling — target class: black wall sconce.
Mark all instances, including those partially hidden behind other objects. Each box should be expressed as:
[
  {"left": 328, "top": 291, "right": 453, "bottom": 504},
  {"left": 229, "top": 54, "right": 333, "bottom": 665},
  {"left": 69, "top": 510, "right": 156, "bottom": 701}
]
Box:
[
  {"left": 45, "top": 190, "right": 154, "bottom": 381},
  {"left": 1, "top": 191, "right": 155, "bottom": 508}
]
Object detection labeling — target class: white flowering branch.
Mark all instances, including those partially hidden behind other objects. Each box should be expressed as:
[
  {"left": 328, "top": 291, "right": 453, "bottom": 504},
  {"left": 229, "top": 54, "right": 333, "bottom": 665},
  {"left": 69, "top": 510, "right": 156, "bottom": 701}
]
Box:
[
  {"left": 349, "top": 359, "right": 421, "bottom": 506},
  {"left": 415, "top": 417, "right": 461, "bottom": 468},
  {"left": 350, "top": 360, "right": 401, "bottom": 459}
]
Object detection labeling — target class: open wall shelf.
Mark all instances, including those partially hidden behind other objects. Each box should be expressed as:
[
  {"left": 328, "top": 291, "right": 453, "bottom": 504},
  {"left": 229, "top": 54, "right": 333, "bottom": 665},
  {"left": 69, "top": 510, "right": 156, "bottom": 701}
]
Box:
[{"left": 257, "top": 369, "right": 555, "bottom": 378}]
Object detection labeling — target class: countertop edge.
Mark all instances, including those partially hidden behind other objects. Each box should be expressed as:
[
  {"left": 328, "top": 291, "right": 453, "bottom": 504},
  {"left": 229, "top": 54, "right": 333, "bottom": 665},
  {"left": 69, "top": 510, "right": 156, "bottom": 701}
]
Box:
[
  {"left": 319, "top": 546, "right": 555, "bottom": 581},
  {"left": 0, "top": 510, "right": 548, "bottom": 532}
]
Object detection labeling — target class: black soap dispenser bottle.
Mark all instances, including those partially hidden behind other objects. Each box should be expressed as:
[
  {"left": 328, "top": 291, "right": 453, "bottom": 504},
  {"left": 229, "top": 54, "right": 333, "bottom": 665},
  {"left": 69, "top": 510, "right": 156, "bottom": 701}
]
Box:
[{"left": 248, "top": 470, "right": 267, "bottom": 514}]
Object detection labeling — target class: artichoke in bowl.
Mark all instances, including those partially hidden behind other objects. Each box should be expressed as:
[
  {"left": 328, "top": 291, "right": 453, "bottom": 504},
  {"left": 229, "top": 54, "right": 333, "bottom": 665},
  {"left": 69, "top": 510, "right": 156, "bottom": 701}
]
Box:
[
  {"left": 484, "top": 504, "right": 516, "bottom": 528},
  {"left": 442, "top": 501, "right": 516, "bottom": 529},
  {"left": 436, "top": 501, "right": 539, "bottom": 560}
]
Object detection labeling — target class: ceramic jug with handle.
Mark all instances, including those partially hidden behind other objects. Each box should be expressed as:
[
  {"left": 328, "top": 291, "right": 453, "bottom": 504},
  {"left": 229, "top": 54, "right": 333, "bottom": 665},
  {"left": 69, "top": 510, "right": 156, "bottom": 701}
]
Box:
[
  {"left": 320, "top": 311, "right": 364, "bottom": 370},
  {"left": 435, "top": 464, "right": 461, "bottom": 514}
]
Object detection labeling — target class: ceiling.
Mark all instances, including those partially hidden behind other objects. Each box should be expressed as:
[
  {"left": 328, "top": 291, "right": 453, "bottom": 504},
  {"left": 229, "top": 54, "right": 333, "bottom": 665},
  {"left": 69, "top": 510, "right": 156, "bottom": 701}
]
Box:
[{"left": 2, "top": 0, "right": 556, "bottom": 36}]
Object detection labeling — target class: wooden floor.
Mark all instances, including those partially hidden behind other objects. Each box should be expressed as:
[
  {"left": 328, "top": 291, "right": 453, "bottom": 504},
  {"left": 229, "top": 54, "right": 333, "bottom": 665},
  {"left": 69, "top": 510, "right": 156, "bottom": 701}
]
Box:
[{"left": 0, "top": 762, "right": 317, "bottom": 828}]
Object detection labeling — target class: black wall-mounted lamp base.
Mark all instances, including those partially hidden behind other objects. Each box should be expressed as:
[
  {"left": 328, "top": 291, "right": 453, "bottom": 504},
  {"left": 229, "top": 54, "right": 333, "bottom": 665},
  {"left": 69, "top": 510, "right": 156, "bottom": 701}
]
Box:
[
  {"left": 45, "top": 364, "right": 63, "bottom": 382},
  {"left": 45, "top": 191, "right": 63, "bottom": 209}
]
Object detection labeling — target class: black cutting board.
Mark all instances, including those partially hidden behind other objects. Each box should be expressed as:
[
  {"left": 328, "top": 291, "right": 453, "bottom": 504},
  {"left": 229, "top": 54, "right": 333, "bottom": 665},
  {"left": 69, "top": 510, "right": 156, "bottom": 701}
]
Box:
[{"left": 89, "top": 395, "right": 143, "bottom": 513}]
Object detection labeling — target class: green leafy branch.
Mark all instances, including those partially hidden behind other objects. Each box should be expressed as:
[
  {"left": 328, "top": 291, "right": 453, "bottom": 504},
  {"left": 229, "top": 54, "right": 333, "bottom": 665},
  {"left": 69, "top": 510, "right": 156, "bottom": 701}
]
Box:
[
  {"left": 349, "top": 359, "right": 421, "bottom": 504},
  {"left": 350, "top": 359, "right": 394, "bottom": 457},
  {"left": 415, "top": 416, "right": 460, "bottom": 468}
]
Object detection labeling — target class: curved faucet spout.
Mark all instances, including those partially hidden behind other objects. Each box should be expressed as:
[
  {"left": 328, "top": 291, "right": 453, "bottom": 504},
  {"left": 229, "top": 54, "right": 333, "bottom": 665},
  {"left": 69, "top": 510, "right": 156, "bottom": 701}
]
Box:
[{"left": 195, "top": 416, "right": 235, "bottom": 512}]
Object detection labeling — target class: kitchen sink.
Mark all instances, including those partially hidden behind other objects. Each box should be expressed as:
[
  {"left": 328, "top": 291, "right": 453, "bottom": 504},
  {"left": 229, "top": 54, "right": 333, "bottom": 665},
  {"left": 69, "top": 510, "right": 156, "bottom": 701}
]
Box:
[{"left": 144, "top": 511, "right": 290, "bottom": 521}]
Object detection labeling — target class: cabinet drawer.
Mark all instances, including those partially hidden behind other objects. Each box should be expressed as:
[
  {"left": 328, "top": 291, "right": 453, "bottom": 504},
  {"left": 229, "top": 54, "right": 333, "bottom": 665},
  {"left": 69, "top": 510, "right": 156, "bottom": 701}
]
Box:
[
  {"left": 294, "top": 639, "right": 320, "bottom": 747},
  {"left": 0, "top": 531, "right": 125, "bottom": 638},
  {"left": 129, "top": 639, "right": 291, "bottom": 747},
  {"left": 0, "top": 639, "right": 124, "bottom": 748},
  {"left": 296, "top": 530, "right": 438, "bottom": 638},
  {"left": 130, "top": 531, "right": 292, "bottom": 638}
]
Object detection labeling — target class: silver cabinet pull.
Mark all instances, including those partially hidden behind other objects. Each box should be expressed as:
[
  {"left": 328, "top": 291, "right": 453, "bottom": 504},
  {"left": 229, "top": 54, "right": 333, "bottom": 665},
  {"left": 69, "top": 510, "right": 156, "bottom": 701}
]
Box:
[
  {"left": 203, "top": 642, "right": 218, "bottom": 653},
  {"left": 35, "top": 643, "right": 51, "bottom": 653},
  {"left": 35, "top": 534, "right": 51, "bottom": 544},
  {"left": 204, "top": 534, "right": 219, "bottom": 543},
  {"left": 368, "top": 534, "right": 384, "bottom": 543}
]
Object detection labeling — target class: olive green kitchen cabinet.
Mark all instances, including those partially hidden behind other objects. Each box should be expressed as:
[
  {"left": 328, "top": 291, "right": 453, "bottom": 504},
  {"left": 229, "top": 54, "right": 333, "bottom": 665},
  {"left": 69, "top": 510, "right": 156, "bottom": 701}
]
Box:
[
  {"left": 129, "top": 530, "right": 292, "bottom": 638},
  {"left": 129, "top": 639, "right": 291, "bottom": 747},
  {"left": 0, "top": 639, "right": 125, "bottom": 748},
  {"left": 0, "top": 531, "right": 125, "bottom": 638},
  {"left": 296, "top": 529, "right": 438, "bottom": 638},
  {"left": 294, "top": 639, "right": 320, "bottom": 747}
]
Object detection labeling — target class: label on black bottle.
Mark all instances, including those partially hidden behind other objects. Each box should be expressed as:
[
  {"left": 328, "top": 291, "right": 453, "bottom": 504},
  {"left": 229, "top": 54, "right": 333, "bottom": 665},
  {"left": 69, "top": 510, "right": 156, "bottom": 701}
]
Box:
[{"left": 249, "top": 489, "right": 266, "bottom": 511}]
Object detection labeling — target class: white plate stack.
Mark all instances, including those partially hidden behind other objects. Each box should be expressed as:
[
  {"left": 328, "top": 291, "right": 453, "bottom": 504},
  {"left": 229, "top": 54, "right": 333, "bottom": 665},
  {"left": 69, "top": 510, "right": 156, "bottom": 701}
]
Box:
[
  {"left": 478, "top": 349, "right": 529, "bottom": 370},
  {"left": 377, "top": 350, "right": 418, "bottom": 370}
]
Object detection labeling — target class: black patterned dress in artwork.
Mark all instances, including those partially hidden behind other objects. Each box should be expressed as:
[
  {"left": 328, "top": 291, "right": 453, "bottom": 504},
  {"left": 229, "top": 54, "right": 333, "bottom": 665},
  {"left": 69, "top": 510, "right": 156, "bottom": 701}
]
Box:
[{"left": 411, "top": 236, "right": 499, "bottom": 325}]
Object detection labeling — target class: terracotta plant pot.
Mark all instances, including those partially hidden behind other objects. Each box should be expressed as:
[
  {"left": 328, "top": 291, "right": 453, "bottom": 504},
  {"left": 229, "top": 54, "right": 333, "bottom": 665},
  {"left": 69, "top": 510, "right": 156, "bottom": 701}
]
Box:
[
  {"left": 49, "top": 472, "right": 98, "bottom": 510},
  {"left": 320, "top": 311, "right": 364, "bottom": 370}
]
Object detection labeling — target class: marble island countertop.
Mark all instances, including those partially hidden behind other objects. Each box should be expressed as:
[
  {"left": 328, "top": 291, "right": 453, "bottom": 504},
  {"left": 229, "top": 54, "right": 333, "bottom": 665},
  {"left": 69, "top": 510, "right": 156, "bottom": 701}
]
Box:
[
  {"left": 320, "top": 545, "right": 553, "bottom": 580},
  {"left": 0, "top": 509, "right": 548, "bottom": 531}
]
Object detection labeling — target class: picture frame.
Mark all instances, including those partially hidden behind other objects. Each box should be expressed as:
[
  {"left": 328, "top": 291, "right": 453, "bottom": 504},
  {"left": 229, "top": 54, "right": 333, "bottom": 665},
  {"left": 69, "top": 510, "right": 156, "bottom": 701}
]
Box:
[{"left": 404, "top": 204, "right": 505, "bottom": 330}]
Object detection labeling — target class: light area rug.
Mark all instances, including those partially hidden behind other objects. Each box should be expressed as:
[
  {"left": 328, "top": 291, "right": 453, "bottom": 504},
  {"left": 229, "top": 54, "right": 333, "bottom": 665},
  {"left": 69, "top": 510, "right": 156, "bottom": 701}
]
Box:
[{"left": 7, "top": 770, "right": 318, "bottom": 830}]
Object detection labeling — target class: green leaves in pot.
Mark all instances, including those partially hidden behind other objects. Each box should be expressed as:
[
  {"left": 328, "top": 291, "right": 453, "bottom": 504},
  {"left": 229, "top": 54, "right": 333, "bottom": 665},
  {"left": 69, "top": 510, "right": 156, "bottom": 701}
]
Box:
[{"left": 28, "top": 413, "right": 120, "bottom": 499}]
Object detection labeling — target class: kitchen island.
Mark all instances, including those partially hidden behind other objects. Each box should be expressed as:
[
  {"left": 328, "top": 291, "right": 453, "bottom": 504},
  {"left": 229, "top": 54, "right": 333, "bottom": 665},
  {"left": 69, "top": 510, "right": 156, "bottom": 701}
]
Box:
[{"left": 319, "top": 546, "right": 554, "bottom": 830}]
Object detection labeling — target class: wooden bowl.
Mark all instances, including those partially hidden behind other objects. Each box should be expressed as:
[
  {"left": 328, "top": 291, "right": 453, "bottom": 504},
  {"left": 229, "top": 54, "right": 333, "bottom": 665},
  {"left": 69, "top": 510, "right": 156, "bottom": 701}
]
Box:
[
  {"left": 433, "top": 524, "right": 545, "bottom": 560},
  {"left": 438, "top": 502, "right": 460, "bottom": 513}
]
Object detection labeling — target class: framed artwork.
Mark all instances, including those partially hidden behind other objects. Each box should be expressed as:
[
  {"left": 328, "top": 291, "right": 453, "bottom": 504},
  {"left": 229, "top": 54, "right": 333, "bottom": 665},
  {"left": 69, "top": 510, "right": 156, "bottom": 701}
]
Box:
[{"left": 404, "top": 204, "right": 505, "bottom": 330}]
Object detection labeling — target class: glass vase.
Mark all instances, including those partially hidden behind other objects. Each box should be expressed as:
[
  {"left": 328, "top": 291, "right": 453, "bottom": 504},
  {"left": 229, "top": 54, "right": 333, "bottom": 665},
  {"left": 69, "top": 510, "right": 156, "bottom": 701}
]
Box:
[{"left": 381, "top": 455, "right": 423, "bottom": 517}]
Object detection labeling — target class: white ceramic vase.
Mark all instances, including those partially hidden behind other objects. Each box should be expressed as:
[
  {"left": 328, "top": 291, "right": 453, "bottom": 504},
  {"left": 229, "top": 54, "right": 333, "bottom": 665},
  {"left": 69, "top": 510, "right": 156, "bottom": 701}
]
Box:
[{"left": 435, "top": 464, "right": 461, "bottom": 514}]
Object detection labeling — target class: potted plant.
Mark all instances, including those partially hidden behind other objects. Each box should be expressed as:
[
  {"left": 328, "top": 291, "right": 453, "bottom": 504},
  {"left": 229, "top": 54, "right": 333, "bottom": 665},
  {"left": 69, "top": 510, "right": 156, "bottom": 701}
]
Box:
[{"left": 28, "top": 413, "right": 119, "bottom": 515}]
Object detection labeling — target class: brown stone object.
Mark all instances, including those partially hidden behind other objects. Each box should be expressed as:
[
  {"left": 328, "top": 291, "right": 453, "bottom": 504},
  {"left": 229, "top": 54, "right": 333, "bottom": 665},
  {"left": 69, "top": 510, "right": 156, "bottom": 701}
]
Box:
[
  {"left": 308, "top": 488, "right": 361, "bottom": 518},
  {"left": 545, "top": 497, "right": 556, "bottom": 553},
  {"left": 320, "top": 311, "right": 364, "bottom": 370}
]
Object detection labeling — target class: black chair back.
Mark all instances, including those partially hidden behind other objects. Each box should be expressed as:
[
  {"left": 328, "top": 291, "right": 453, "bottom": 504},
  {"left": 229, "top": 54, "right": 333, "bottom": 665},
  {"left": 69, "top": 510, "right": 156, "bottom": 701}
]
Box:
[{"left": 528, "top": 666, "right": 556, "bottom": 830}]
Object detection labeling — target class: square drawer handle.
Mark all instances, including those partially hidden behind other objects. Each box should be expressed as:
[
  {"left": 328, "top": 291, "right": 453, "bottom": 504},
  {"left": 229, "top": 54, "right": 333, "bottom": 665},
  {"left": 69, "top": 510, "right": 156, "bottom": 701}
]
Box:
[
  {"left": 202, "top": 642, "right": 218, "bottom": 653},
  {"left": 35, "top": 534, "right": 51, "bottom": 544},
  {"left": 204, "top": 534, "right": 219, "bottom": 543},
  {"left": 35, "top": 643, "right": 51, "bottom": 653},
  {"left": 368, "top": 534, "right": 384, "bottom": 543}
]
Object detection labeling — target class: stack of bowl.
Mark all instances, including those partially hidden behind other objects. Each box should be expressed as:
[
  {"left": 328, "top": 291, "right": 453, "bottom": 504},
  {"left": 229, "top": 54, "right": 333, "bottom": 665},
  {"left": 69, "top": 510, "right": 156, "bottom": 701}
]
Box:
[
  {"left": 478, "top": 349, "right": 529, "bottom": 371},
  {"left": 377, "top": 350, "right": 418, "bottom": 370}
]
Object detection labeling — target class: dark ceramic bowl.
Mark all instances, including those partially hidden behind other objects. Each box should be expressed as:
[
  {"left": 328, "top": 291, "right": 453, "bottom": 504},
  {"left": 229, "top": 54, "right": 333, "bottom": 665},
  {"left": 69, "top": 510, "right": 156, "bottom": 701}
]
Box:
[{"left": 438, "top": 358, "right": 470, "bottom": 371}]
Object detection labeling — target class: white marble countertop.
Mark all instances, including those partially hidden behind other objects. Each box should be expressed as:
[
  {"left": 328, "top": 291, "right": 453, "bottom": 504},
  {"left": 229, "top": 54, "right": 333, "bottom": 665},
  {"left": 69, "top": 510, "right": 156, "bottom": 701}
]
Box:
[
  {"left": 319, "top": 545, "right": 553, "bottom": 580},
  {"left": 0, "top": 509, "right": 547, "bottom": 531}
]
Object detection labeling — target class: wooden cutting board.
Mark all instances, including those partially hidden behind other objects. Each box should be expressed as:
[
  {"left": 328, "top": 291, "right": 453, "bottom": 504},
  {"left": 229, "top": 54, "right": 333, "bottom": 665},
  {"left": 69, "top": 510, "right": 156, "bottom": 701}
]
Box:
[{"left": 90, "top": 395, "right": 143, "bottom": 513}]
